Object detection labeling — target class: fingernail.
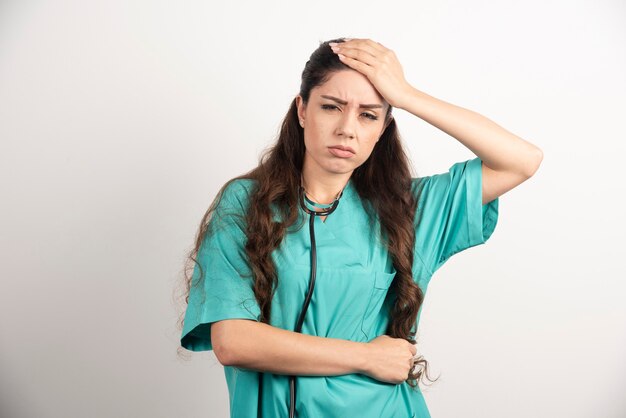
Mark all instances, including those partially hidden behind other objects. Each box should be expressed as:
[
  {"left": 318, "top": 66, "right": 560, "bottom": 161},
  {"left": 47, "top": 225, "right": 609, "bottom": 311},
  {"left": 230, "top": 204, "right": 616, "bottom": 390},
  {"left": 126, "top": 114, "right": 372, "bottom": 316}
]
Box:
[{"left": 329, "top": 42, "right": 338, "bottom": 47}]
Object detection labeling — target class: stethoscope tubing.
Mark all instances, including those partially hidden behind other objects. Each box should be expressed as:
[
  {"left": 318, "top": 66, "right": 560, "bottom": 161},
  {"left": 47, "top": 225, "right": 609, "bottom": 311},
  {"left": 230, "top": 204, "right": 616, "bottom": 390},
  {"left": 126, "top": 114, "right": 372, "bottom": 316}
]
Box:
[{"left": 287, "top": 187, "right": 342, "bottom": 418}]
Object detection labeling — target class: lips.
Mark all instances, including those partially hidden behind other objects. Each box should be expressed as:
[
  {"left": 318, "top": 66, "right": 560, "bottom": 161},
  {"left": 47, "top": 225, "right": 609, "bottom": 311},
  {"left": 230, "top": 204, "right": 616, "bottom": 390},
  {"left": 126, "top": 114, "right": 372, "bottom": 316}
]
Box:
[
  {"left": 328, "top": 146, "right": 355, "bottom": 159},
  {"left": 328, "top": 145, "right": 355, "bottom": 154}
]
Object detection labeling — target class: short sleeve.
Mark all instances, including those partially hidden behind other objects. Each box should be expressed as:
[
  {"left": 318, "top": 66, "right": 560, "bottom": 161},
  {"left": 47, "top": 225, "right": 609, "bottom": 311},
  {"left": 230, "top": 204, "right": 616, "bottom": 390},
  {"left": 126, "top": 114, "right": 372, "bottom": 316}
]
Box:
[
  {"left": 412, "top": 157, "right": 499, "bottom": 274},
  {"left": 180, "top": 180, "right": 261, "bottom": 352}
]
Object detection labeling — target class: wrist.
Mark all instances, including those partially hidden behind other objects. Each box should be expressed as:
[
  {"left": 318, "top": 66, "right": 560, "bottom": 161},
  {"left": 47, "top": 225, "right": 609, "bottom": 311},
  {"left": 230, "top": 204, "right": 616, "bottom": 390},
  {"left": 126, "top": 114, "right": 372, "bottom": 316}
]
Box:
[
  {"left": 395, "top": 85, "right": 422, "bottom": 110},
  {"left": 353, "top": 342, "right": 371, "bottom": 375}
]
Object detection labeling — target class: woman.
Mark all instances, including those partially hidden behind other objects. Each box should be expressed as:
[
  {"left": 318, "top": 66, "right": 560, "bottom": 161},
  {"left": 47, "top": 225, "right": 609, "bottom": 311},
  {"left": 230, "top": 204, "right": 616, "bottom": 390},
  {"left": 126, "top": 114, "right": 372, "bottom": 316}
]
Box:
[{"left": 178, "top": 37, "right": 543, "bottom": 418}]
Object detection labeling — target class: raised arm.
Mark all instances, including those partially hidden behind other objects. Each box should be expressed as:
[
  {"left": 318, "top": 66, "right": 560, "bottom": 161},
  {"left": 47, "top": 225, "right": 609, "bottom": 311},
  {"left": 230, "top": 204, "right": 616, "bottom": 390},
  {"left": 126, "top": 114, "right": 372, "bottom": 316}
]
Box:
[
  {"left": 329, "top": 38, "right": 543, "bottom": 204},
  {"left": 395, "top": 86, "right": 543, "bottom": 204}
]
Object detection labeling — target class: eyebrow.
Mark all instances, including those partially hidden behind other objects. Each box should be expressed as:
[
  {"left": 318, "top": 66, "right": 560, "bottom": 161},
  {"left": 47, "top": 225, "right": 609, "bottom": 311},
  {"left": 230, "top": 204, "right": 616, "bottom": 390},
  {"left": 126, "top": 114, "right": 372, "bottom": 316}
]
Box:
[{"left": 320, "top": 95, "right": 384, "bottom": 109}]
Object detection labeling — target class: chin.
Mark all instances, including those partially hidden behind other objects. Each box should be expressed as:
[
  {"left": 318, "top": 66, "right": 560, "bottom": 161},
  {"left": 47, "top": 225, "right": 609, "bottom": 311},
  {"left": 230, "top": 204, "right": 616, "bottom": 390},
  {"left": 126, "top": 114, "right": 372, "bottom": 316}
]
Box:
[{"left": 325, "top": 164, "right": 355, "bottom": 175}]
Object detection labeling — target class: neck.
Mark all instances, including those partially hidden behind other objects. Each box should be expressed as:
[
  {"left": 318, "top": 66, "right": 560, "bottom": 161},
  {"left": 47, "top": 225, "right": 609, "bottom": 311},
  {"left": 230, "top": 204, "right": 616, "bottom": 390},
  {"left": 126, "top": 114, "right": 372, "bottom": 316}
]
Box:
[{"left": 301, "top": 163, "right": 351, "bottom": 205}]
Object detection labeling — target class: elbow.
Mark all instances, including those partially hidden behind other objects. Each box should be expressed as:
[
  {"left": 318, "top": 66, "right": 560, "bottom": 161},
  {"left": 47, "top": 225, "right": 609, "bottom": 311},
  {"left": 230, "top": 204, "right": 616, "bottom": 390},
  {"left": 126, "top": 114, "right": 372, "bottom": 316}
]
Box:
[
  {"left": 525, "top": 147, "right": 544, "bottom": 177},
  {"left": 211, "top": 318, "right": 260, "bottom": 367},
  {"left": 213, "top": 343, "right": 234, "bottom": 367},
  {"left": 211, "top": 321, "right": 237, "bottom": 366}
]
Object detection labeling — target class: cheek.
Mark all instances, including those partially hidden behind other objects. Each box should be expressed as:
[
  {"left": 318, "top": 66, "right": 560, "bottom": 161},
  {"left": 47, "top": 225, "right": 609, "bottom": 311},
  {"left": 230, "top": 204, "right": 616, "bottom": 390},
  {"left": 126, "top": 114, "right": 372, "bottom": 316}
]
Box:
[
  {"left": 303, "top": 131, "right": 327, "bottom": 155},
  {"left": 364, "top": 132, "right": 381, "bottom": 148},
  {"left": 362, "top": 134, "right": 382, "bottom": 156},
  {"left": 304, "top": 125, "right": 330, "bottom": 146}
]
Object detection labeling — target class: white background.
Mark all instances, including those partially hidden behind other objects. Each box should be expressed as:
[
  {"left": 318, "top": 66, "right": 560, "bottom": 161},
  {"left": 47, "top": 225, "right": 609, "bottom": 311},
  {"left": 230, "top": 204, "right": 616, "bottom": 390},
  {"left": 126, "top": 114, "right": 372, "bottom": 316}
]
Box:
[{"left": 1, "top": 1, "right": 625, "bottom": 417}]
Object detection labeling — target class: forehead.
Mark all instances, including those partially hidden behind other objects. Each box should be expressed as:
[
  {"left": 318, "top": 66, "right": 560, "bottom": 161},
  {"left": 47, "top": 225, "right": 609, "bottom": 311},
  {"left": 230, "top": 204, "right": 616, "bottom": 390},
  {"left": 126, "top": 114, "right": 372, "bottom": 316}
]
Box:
[{"left": 312, "top": 69, "right": 385, "bottom": 105}]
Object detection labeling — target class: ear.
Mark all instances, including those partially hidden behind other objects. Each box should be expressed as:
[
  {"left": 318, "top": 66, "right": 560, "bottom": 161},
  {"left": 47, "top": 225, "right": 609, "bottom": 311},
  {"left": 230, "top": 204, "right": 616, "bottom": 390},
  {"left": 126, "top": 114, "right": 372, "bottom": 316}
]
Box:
[{"left": 296, "top": 95, "right": 306, "bottom": 123}]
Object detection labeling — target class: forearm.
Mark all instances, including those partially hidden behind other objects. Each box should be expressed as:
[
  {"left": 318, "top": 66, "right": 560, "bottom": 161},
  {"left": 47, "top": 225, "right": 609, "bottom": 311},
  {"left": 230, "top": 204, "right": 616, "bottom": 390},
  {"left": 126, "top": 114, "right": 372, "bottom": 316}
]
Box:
[
  {"left": 213, "top": 319, "right": 369, "bottom": 376},
  {"left": 398, "top": 86, "right": 542, "bottom": 177}
]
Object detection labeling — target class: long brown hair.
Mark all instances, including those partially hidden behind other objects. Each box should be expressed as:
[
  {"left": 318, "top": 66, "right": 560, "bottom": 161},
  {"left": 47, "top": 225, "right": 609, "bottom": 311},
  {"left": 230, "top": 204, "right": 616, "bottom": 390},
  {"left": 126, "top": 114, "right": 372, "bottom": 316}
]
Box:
[{"left": 175, "top": 37, "right": 438, "bottom": 388}]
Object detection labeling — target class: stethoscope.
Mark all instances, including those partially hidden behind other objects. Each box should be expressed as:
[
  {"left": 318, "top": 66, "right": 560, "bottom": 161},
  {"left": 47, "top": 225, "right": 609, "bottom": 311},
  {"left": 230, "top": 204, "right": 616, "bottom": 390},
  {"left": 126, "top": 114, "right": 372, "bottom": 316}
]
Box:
[{"left": 286, "top": 184, "right": 345, "bottom": 418}]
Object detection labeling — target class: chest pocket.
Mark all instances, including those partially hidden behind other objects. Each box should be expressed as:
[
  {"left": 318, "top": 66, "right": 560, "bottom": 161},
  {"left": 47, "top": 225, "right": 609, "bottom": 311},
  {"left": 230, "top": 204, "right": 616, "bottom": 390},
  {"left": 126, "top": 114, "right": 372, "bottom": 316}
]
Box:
[
  {"left": 272, "top": 264, "right": 378, "bottom": 340},
  {"left": 360, "top": 269, "right": 397, "bottom": 340}
]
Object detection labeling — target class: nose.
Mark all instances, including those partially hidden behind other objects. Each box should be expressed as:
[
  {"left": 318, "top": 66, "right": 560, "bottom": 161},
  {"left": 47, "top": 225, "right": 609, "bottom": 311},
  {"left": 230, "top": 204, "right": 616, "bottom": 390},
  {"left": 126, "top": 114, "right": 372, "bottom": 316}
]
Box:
[{"left": 335, "top": 110, "right": 357, "bottom": 139}]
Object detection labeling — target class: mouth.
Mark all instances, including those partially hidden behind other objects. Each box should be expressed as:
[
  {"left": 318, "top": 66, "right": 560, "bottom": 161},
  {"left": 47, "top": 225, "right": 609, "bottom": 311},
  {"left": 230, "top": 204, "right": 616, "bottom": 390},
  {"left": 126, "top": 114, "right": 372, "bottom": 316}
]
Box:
[
  {"left": 328, "top": 145, "right": 355, "bottom": 154},
  {"left": 328, "top": 145, "right": 355, "bottom": 158}
]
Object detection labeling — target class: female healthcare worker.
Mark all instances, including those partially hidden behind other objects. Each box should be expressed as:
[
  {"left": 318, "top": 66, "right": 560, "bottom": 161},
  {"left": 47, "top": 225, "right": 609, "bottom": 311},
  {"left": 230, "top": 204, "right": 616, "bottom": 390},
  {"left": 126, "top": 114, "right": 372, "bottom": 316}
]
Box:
[{"left": 178, "top": 37, "right": 543, "bottom": 417}]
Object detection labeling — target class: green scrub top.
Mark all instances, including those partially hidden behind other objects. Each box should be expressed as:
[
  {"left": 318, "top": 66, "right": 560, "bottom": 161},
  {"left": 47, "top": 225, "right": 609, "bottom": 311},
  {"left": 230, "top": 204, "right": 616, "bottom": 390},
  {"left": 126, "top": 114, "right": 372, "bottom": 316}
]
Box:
[{"left": 181, "top": 157, "right": 499, "bottom": 418}]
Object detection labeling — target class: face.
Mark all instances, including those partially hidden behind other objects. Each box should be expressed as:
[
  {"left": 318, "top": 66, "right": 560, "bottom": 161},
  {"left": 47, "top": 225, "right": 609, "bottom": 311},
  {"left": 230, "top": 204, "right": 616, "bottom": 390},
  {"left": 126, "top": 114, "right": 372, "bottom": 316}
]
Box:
[{"left": 296, "top": 69, "right": 392, "bottom": 178}]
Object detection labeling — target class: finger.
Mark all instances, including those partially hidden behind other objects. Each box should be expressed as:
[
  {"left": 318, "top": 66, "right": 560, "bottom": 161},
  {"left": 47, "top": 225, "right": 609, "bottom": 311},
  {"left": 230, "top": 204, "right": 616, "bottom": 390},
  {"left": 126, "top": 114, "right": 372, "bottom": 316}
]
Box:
[
  {"left": 338, "top": 39, "right": 382, "bottom": 59},
  {"left": 336, "top": 53, "right": 372, "bottom": 77},
  {"left": 343, "top": 38, "right": 387, "bottom": 55},
  {"left": 335, "top": 46, "right": 378, "bottom": 67},
  {"left": 374, "top": 40, "right": 389, "bottom": 52},
  {"left": 410, "top": 342, "right": 418, "bottom": 356}
]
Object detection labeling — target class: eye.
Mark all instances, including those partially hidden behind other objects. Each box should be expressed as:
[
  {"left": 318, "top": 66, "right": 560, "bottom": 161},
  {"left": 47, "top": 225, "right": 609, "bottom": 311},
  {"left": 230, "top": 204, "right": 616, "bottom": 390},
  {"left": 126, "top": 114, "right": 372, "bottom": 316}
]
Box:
[{"left": 321, "top": 104, "right": 378, "bottom": 121}]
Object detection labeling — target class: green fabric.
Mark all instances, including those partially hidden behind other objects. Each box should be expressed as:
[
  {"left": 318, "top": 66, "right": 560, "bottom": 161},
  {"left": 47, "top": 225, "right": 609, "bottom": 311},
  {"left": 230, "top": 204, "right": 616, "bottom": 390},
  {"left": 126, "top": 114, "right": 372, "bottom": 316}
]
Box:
[{"left": 181, "top": 157, "right": 499, "bottom": 418}]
